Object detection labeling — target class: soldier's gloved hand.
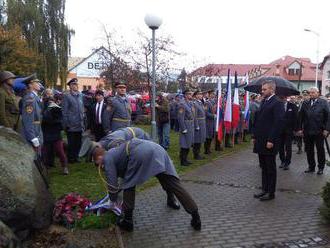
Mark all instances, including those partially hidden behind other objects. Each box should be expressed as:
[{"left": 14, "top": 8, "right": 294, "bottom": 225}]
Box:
[
  {"left": 195, "top": 127, "right": 200, "bottom": 131},
  {"left": 31, "top": 138, "right": 40, "bottom": 147},
  {"left": 182, "top": 129, "right": 188, "bottom": 134}
]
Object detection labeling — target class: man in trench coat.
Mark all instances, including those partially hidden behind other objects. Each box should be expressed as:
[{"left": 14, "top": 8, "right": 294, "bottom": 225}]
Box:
[
  {"left": 177, "top": 88, "right": 195, "bottom": 166},
  {"left": 92, "top": 138, "right": 201, "bottom": 232}
]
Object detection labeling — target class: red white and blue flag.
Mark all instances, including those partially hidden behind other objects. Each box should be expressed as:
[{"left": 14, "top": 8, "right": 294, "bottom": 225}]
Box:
[
  {"left": 215, "top": 77, "right": 223, "bottom": 142},
  {"left": 232, "top": 71, "right": 240, "bottom": 129},
  {"left": 224, "top": 70, "right": 232, "bottom": 131},
  {"left": 243, "top": 74, "right": 250, "bottom": 127}
]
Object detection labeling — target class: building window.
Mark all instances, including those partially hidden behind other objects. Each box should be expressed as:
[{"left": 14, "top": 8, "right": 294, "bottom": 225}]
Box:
[
  {"left": 295, "top": 69, "right": 301, "bottom": 75},
  {"left": 288, "top": 68, "right": 295, "bottom": 75},
  {"left": 327, "top": 71, "right": 330, "bottom": 79}
]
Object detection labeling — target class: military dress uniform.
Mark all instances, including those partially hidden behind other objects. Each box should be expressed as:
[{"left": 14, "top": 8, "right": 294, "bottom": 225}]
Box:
[
  {"left": 102, "top": 138, "right": 201, "bottom": 232},
  {"left": 0, "top": 83, "right": 20, "bottom": 130},
  {"left": 62, "top": 87, "right": 85, "bottom": 163},
  {"left": 193, "top": 99, "right": 206, "bottom": 159},
  {"left": 204, "top": 98, "right": 216, "bottom": 154},
  {"left": 105, "top": 95, "right": 132, "bottom": 132},
  {"left": 178, "top": 99, "right": 194, "bottom": 166},
  {"left": 21, "top": 91, "right": 43, "bottom": 148}
]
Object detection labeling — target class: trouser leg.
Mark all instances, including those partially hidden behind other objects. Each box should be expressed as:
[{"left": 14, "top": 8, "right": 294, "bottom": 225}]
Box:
[
  {"left": 258, "top": 154, "right": 268, "bottom": 192},
  {"left": 156, "top": 173, "right": 198, "bottom": 214},
  {"left": 304, "top": 135, "right": 316, "bottom": 170},
  {"left": 265, "top": 155, "right": 277, "bottom": 194},
  {"left": 54, "top": 140, "right": 67, "bottom": 168},
  {"left": 315, "top": 134, "right": 325, "bottom": 170},
  {"left": 285, "top": 134, "right": 293, "bottom": 165},
  {"left": 279, "top": 134, "right": 285, "bottom": 163}
]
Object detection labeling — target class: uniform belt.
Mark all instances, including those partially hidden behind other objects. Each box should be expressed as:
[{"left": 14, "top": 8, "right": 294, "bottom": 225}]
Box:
[
  {"left": 112, "top": 118, "right": 130, "bottom": 122},
  {"left": 32, "top": 121, "right": 41, "bottom": 124},
  {"left": 185, "top": 119, "right": 193, "bottom": 121},
  {"left": 197, "top": 117, "right": 205, "bottom": 120}
]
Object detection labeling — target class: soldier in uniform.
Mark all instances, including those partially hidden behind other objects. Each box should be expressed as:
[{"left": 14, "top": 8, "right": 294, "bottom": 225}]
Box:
[
  {"left": 178, "top": 88, "right": 195, "bottom": 166},
  {"left": 62, "top": 78, "right": 85, "bottom": 163},
  {"left": 92, "top": 138, "right": 201, "bottom": 232},
  {"left": 0, "top": 71, "right": 20, "bottom": 131},
  {"left": 193, "top": 89, "right": 206, "bottom": 160},
  {"left": 204, "top": 90, "right": 216, "bottom": 154},
  {"left": 21, "top": 74, "right": 43, "bottom": 150},
  {"left": 105, "top": 81, "right": 131, "bottom": 132}
]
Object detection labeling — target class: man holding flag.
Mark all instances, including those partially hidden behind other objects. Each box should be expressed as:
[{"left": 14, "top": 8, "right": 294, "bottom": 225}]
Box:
[{"left": 204, "top": 90, "right": 216, "bottom": 154}]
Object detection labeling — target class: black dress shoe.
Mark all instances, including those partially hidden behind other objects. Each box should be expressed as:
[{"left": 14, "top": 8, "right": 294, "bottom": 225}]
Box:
[
  {"left": 253, "top": 192, "right": 267, "bottom": 199},
  {"left": 191, "top": 211, "right": 201, "bottom": 231},
  {"left": 259, "top": 193, "right": 275, "bottom": 201},
  {"left": 317, "top": 169, "right": 324, "bottom": 175},
  {"left": 117, "top": 218, "right": 134, "bottom": 232},
  {"left": 167, "top": 198, "right": 180, "bottom": 210},
  {"left": 304, "top": 169, "right": 315, "bottom": 173},
  {"left": 194, "top": 155, "right": 205, "bottom": 160}
]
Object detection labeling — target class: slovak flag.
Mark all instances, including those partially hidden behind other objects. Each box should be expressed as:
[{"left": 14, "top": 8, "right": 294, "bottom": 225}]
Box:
[
  {"left": 216, "top": 78, "right": 223, "bottom": 142},
  {"left": 243, "top": 74, "right": 250, "bottom": 127},
  {"left": 224, "top": 69, "right": 232, "bottom": 131},
  {"left": 232, "top": 71, "right": 240, "bottom": 129}
]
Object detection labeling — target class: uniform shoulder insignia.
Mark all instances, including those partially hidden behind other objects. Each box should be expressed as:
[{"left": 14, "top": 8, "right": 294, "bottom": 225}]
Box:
[{"left": 25, "top": 105, "right": 34, "bottom": 114}]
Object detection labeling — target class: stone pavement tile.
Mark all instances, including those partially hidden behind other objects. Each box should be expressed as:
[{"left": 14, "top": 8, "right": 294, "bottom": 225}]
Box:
[{"left": 123, "top": 145, "right": 330, "bottom": 247}]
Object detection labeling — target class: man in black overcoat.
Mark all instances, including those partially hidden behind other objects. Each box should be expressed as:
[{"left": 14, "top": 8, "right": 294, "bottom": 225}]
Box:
[
  {"left": 297, "top": 87, "right": 330, "bottom": 175},
  {"left": 278, "top": 96, "right": 298, "bottom": 170},
  {"left": 252, "top": 81, "right": 285, "bottom": 201}
]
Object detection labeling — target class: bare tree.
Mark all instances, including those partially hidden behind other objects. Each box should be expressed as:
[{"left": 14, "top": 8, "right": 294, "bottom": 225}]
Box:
[{"left": 128, "top": 29, "right": 182, "bottom": 92}]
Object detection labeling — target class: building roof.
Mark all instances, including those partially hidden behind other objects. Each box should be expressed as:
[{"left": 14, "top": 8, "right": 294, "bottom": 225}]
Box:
[
  {"left": 320, "top": 53, "right": 330, "bottom": 69},
  {"left": 190, "top": 64, "right": 261, "bottom": 77},
  {"left": 259, "top": 55, "right": 321, "bottom": 81},
  {"left": 190, "top": 55, "right": 321, "bottom": 82},
  {"left": 68, "top": 46, "right": 110, "bottom": 72}
]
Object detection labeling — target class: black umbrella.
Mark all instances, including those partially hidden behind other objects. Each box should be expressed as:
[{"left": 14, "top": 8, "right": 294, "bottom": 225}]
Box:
[{"left": 244, "top": 76, "right": 300, "bottom": 96}]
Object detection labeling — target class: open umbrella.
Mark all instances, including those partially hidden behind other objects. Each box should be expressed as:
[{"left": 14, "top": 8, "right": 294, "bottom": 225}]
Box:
[{"left": 244, "top": 76, "right": 300, "bottom": 96}]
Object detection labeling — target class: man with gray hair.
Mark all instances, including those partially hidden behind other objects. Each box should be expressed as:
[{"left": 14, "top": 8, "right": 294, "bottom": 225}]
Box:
[
  {"left": 297, "top": 87, "right": 330, "bottom": 175},
  {"left": 252, "top": 81, "right": 284, "bottom": 201}
]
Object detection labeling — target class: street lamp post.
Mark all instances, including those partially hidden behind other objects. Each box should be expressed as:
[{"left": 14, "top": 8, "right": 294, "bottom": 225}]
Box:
[
  {"left": 144, "top": 13, "right": 162, "bottom": 141},
  {"left": 304, "top": 28, "right": 320, "bottom": 89}
]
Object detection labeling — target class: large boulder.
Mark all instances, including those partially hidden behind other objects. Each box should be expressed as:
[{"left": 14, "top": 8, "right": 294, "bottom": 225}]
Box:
[
  {"left": 0, "top": 127, "right": 54, "bottom": 238},
  {"left": 0, "top": 220, "right": 21, "bottom": 248}
]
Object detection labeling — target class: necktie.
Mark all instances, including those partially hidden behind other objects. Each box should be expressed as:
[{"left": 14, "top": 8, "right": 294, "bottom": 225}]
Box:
[{"left": 96, "top": 103, "right": 100, "bottom": 124}]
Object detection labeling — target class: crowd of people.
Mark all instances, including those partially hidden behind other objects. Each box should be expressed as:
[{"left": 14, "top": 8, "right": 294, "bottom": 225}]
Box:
[{"left": 1, "top": 69, "right": 330, "bottom": 231}]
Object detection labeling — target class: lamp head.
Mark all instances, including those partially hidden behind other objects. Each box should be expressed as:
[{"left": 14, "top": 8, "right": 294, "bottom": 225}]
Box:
[{"left": 144, "top": 13, "right": 162, "bottom": 30}]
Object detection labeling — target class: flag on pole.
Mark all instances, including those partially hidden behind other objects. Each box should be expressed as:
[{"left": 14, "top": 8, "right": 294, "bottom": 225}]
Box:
[
  {"left": 232, "top": 71, "right": 240, "bottom": 129},
  {"left": 224, "top": 69, "right": 232, "bottom": 131},
  {"left": 243, "top": 74, "right": 250, "bottom": 127},
  {"left": 215, "top": 78, "right": 223, "bottom": 141}
]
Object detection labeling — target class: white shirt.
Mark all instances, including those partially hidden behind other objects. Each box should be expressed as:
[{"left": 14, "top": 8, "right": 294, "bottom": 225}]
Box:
[
  {"left": 267, "top": 94, "right": 275, "bottom": 101},
  {"left": 96, "top": 100, "right": 104, "bottom": 124}
]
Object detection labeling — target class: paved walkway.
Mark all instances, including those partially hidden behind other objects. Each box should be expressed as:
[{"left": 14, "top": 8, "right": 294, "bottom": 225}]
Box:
[{"left": 122, "top": 145, "right": 330, "bottom": 248}]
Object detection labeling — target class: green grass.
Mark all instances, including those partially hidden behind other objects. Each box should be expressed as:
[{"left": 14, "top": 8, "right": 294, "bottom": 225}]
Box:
[{"left": 49, "top": 125, "right": 250, "bottom": 229}]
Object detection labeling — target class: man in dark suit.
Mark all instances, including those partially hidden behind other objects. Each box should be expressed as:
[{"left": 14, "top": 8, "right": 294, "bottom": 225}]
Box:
[
  {"left": 90, "top": 90, "right": 108, "bottom": 142},
  {"left": 278, "top": 96, "right": 298, "bottom": 170},
  {"left": 252, "top": 81, "right": 284, "bottom": 201},
  {"left": 297, "top": 87, "right": 330, "bottom": 175}
]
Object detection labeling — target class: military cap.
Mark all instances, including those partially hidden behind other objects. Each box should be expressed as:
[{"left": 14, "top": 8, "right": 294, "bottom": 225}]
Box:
[
  {"left": 0, "top": 71, "right": 16, "bottom": 84},
  {"left": 182, "top": 88, "right": 194, "bottom": 95},
  {"left": 22, "top": 73, "right": 40, "bottom": 85},
  {"left": 114, "top": 81, "right": 126, "bottom": 88},
  {"left": 67, "top": 78, "right": 78, "bottom": 85}
]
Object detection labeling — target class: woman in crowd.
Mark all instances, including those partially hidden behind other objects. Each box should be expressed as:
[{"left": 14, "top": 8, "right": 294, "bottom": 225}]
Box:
[{"left": 41, "top": 92, "right": 69, "bottom": 175}]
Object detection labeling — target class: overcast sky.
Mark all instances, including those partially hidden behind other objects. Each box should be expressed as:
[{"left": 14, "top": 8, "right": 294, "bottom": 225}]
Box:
[{"left": 65, "top": 0, "right": 330, "bottom": 71}]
